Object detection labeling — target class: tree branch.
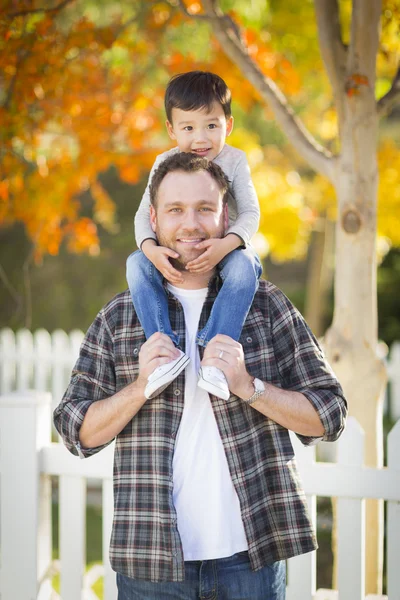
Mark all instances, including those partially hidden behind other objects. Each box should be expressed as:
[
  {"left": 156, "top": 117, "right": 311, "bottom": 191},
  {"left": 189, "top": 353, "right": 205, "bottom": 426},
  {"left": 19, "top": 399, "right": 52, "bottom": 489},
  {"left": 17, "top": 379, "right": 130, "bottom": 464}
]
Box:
[
  {"left": 8, "top": 0, "right": 75, "bottom": 18},
  {"left": 186, "top": 0, "right": 335, "bottom": 181},
  {"left": 349, "top": 0, "right": 381, "bottom": 83},
  {"left": 314, "top": 0, "right": 347, "bottom": 124},
  {"left": 377, "top": 67, "right": 400, "bottom": 117},
  {"left": 175, "top": 0, "right": 241, "bottom": 40}
]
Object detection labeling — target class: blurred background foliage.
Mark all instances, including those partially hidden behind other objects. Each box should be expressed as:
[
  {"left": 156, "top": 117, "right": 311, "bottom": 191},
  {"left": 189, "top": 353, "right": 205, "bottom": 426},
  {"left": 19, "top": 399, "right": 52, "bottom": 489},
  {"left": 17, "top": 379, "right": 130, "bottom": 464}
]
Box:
[{"left": 0, "top": 0, "right": 399, "bottom": 344}]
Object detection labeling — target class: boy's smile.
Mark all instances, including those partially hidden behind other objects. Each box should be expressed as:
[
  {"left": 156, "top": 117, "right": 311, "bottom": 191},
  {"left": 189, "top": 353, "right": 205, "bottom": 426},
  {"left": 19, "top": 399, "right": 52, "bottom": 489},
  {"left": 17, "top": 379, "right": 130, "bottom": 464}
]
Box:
[{"left": 166, "top": 102, "right": 234, "bottom": 162}]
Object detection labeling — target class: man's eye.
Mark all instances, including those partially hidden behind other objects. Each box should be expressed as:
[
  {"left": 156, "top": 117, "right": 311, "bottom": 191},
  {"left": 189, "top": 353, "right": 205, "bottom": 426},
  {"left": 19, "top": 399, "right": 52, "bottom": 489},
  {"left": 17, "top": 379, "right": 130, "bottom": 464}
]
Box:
[
  {"left": 170, "top": 208, "right": 181, "bottom": 212},
  {"left": 199, "top": 207, "right": 211, "bottom": 212}
]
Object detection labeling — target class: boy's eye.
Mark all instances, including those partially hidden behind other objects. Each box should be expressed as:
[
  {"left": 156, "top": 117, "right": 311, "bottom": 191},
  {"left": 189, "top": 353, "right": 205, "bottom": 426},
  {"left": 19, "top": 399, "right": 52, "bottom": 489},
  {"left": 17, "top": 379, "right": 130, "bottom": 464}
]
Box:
[
  {"left": 207, "top": 124, "right": 217, "bottom": 129},
  {"left": 183, "top": 126, "right": 193, "bottom": 131}
]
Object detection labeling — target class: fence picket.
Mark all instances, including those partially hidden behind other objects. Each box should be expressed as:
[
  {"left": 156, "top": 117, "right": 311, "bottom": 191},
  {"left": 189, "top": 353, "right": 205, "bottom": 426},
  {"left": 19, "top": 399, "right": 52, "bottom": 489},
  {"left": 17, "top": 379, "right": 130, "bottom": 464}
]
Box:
[
  {"left": 103, "top": 478, "right": 117, "bottom": 599},
  {"left": 34, "top": 328, "right": 52, "bottom": 391},
  {"left": 51, "top": 329, "right": 72, "bottom": 415},
  {"left": 59, "top": 474, "right": 86, "bottom": 600},
  {"left": 387, "top": 419, "right": 400, "bottom": 600},
  {"left": 337, "top": 417, "right": 365, "bottom": 600},
  {"left": 287, "top": 435, "right": 317, "bottom": 600},
  {"left": 16, "top": 328, "right": 34, "bottom": 390},
  {"left": 0, "top": 327, "right": 15, "bottom": 393},
  {"left": 387, "top": 342, "right": 400, "bottom": 419}
]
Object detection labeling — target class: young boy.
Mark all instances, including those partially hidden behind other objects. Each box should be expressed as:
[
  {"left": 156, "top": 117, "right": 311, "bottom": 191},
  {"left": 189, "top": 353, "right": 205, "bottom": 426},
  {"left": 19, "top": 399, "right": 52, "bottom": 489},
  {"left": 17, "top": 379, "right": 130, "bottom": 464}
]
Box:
[{"left": 127, "top": 71, "right": 262, "bottom": 400}]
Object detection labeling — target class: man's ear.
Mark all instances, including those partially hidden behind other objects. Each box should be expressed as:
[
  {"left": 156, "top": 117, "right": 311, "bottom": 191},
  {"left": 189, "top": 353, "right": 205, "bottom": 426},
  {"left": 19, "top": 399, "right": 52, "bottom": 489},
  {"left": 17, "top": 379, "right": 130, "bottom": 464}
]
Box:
[
  {"left": 223, "top": 202, "right": 229, "bottom": 230},
  {"left": 226, "top": 116, "right": 234, "bottom": 137},
  {"left": 150, "top": 204, "right": 157, "bottom": 233},
  {"left": 165, "top": 120, "right": 176, "bottom": 140}
]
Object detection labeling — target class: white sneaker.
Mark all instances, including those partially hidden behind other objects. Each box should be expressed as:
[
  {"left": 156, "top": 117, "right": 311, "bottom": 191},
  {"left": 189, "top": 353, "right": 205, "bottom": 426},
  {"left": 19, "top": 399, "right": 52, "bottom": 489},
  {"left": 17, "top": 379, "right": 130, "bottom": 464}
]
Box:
[
  {"left": 145, "top": 350, "right": 190, "bottom": 399},
  {"left": 197, "top": 366, "right": 230, "bottom": 400}
]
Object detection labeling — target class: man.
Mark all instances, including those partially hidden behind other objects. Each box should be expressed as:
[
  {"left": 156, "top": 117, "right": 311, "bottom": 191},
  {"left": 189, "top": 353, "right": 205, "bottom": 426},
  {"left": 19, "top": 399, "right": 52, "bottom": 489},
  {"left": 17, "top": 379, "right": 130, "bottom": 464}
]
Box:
[{"left": 54, "top": 153, "right": 347, "bottom": 600}]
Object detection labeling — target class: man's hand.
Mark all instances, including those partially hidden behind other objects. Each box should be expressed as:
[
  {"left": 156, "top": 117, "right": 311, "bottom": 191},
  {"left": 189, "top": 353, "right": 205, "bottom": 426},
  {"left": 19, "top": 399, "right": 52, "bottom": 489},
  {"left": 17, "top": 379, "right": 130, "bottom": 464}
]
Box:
[
  {"left": 137, "top": 332, "right": 181, "bottom": 389},
  {"left": 200, "top": 334, "right": 254, "bottom": 400},
  {"left": 186, "top": 238, "right": 231, "bottom": 273},
  {"left": 145, "top": 244, "right": 184, "bottom": 284}
]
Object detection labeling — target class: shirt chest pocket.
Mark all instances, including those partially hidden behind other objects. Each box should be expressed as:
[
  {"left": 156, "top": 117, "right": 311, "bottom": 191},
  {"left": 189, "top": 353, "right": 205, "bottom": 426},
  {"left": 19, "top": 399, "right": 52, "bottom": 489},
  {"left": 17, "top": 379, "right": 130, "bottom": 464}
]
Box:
[
  {"left": 240, "top": 320, "right": 279, "bottom": 384},
  {"left": 114, "top": 350, "right": 140, "bottom": 390}
]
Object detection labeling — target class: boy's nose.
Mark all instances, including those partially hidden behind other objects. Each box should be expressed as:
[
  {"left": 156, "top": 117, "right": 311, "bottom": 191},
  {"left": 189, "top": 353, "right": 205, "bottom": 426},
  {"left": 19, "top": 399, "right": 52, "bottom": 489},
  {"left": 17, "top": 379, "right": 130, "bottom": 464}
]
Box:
[{"left": 194, "top": 130, "right": 208, "bottom": 144}]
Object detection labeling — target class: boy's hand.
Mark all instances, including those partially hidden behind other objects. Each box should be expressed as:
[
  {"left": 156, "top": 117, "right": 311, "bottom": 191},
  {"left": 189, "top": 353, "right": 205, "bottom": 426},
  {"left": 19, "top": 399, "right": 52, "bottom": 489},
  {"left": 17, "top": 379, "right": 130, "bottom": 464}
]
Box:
[
  {"left": 186, "top": 238, "right": 230, "bottom": 273},
  {"left": 147, "top": 245, "right": 184, "bottom": 284}
]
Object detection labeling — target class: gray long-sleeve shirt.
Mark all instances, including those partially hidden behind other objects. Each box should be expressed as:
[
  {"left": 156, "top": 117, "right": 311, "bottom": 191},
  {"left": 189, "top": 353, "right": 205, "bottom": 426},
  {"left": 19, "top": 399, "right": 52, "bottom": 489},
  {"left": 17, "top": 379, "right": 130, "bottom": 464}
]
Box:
[{"left": 134, "top": 144, "right": 260, "bottom": 249}]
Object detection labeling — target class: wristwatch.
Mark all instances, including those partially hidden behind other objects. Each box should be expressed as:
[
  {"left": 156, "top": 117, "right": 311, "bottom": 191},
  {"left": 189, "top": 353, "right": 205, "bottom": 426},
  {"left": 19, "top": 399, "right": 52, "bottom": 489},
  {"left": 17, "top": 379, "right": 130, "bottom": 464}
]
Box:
[{"left": 242, "top": 377, "right": 265, "bottom": 405}]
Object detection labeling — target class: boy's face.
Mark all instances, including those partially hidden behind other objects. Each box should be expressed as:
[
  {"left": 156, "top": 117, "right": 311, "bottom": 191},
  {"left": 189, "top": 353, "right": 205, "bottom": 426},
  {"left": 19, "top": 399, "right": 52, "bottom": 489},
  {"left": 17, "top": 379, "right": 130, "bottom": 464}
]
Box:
[{"left": 166, "top": 102, "right": 233, "bottom": 161}]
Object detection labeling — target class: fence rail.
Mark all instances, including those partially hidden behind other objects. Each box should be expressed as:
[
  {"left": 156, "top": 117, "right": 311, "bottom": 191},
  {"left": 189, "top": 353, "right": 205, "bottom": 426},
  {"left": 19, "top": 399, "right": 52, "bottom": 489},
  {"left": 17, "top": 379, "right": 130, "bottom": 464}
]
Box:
[
  {"left": 1, "top": 391, "right": 399, "bottom": 600},
  {"left": 1, "top": 328, "right": 400, "bottom": 421}
]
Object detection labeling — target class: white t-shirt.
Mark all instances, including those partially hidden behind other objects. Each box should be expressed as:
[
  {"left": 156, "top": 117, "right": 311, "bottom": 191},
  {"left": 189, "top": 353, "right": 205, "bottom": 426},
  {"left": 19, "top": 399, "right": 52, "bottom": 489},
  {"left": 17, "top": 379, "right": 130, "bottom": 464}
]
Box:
[{"left": 168, "top": 284, "right": 248, "bottom": 561}]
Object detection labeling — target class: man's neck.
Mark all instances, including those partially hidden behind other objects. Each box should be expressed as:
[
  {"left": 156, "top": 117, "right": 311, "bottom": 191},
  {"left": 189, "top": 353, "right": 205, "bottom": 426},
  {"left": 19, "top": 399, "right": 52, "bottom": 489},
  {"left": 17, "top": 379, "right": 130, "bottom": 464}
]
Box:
[{"left": 166, "top": 268, "right": 215, "bottom": 290}]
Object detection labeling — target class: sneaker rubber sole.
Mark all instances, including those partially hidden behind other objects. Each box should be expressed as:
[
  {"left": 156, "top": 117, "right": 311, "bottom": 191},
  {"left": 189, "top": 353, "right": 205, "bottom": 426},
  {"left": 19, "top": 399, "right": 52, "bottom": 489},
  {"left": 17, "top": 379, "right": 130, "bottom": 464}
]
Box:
[
  {"left": 145, "top": 353, "right": 190, "bottom": 399},
  {"left": 197, "top": 367, "right": 230, "bottom": 401}
]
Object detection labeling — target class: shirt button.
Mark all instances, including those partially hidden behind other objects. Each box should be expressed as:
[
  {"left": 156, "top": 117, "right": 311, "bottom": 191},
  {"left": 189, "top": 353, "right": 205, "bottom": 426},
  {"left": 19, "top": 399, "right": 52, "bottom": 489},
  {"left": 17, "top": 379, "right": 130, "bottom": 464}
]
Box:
[
  {"left": 174, "top": 389, "right": 181, "bottom": 396},
  {"left": 133, "top": 348, "right": 138, "bottom": 356},
  {"left": 246, "top": 337, "right": 252, "bottom": 343}
]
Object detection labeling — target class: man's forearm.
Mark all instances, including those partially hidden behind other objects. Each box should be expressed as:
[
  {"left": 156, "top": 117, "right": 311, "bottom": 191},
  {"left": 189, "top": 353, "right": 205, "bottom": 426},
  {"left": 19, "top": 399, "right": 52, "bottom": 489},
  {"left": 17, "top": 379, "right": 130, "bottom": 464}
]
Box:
[
  {"left": 238, "top": 378, "right": 325, "bottom": 437},
  {"left": 79, "top": 378, "right": 147, "bottom": 449}
]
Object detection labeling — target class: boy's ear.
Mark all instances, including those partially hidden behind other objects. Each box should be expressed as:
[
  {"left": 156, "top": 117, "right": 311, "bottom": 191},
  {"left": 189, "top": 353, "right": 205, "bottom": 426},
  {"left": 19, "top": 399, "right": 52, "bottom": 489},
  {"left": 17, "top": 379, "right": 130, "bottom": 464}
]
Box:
[
  {"left": 165, "top": 120, "right": 176, "bottom": 140},
  {"left": 226, "top": 116, "right": 234, "bottom": 137},
  {"left": 150, "top": 204, "right": 157, "bottom": 233}
]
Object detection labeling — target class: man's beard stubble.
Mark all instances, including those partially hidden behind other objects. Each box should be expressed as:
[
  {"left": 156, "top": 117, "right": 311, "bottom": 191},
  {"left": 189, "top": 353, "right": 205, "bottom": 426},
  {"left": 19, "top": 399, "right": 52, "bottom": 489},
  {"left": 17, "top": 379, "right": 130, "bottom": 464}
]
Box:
[{"left": 156, "top": 224, "right": 225, "bottom": 272}]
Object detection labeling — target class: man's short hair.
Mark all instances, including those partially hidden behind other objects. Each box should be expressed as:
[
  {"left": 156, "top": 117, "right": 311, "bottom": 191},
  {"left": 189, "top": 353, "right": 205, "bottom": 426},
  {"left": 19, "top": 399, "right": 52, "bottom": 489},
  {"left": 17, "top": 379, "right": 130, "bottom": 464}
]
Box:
[
  {"left": 149, "top": 152, "right": 230, "bottom": 207},
  {"left": 165, "top": 71, "right": 232, "bottom": 123}
]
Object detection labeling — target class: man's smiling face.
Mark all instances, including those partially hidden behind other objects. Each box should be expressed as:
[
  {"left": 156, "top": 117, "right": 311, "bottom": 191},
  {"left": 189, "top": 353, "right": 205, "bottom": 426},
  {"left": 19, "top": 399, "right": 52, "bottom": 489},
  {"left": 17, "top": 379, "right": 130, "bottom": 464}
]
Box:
[{"left": 150, "top": 169, "right": 227, "bottom": 271}]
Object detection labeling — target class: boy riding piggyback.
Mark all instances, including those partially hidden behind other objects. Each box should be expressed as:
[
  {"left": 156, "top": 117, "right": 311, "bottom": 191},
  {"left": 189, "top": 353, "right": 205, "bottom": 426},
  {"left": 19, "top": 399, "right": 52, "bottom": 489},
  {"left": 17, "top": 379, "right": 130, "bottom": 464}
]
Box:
[{"left": 127, "top": 71, "right": 262, "bottom": 401}]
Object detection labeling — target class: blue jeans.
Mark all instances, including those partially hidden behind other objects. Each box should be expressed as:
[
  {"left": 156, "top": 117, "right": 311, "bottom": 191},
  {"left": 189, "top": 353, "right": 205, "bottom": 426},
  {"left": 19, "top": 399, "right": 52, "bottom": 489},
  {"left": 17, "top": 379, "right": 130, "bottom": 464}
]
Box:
[
  {"left": 116, "top": 551, "right": 286, "bottom": 599},
  {"left": 126, "top": 248, "right": 262, "bottom": 349}
]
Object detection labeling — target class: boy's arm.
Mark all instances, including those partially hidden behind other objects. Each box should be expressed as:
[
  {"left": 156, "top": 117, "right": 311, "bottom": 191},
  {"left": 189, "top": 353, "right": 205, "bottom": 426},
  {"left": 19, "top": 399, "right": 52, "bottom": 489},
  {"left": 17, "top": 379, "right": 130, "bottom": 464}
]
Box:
[
  {"left": 227, "top": 151, "right": 260, "bottom": 246},
  {"left": 186, "top": 151, "right": 259, "bottom": 273}
]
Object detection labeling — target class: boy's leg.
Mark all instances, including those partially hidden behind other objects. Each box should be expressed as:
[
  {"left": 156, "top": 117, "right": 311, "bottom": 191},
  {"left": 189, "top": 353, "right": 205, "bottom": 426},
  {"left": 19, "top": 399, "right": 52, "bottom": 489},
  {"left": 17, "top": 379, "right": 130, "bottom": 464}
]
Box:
[
  {"left": 126, "top": 251, "right": 189, "bottom": 398},
  {"left": 126, "top": 250, "right": 180, "bottom": 345},
  {"left": 197, "top": 248, "right": 262, "bottom": 401},
  {"left": 196, "top": 247, "right": 262, "bottom": 346}
]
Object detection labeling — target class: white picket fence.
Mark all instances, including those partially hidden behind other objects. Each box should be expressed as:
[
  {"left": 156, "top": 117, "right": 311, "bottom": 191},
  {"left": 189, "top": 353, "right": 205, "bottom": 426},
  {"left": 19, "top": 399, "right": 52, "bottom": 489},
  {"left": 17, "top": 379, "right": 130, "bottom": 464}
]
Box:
[
  {"left": 1, "top": 328, "right": 400, "bottom": 422},
  {"left": 1, "top": 329, "right": 400, "bottom": 600},
  {"left": 1, "top": 390, "right": 399, "bottom": 600}
]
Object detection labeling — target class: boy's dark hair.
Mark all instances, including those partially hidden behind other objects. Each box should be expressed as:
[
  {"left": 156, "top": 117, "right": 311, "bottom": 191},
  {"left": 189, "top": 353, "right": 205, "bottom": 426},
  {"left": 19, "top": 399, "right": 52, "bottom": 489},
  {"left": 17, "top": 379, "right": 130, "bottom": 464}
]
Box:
[
  {"left": 149, "top": 152, "right": 230, "bottom": 207},
  {"left": 164, "top": 71, "right": 232, "bottom": 123}
]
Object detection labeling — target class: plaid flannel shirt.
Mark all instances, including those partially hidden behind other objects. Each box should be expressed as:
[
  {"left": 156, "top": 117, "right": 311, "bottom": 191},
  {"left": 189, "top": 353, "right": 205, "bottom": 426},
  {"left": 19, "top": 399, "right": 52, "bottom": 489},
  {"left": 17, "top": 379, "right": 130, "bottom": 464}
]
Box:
[{"left": 54, "top": 278, "right": 347, "bottom": 582}]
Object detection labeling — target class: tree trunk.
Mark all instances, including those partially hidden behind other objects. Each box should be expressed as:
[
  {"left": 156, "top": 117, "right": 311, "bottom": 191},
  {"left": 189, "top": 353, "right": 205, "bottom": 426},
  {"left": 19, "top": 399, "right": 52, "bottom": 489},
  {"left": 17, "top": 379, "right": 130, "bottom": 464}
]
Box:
[
  {"left": 323, "top": 56, "right": 386, "bottom": 593},
  {"left": 305, "top": 215, "right": 335, "bottom": 337}
]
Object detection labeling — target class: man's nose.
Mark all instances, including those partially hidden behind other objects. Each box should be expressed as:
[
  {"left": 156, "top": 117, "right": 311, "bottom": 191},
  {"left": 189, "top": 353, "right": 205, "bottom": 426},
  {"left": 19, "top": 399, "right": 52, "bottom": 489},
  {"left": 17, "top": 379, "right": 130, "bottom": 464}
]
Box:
[{"left": 182, "top": 209, "right": 199, "bottom": 229}]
